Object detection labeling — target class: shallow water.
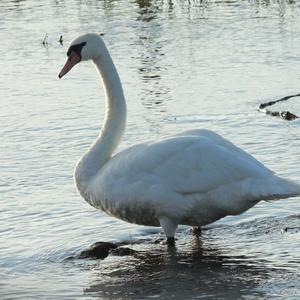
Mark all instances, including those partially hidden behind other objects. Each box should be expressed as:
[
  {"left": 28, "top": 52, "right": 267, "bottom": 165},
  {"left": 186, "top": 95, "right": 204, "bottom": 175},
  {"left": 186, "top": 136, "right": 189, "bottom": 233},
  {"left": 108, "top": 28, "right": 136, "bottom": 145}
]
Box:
[{"left": 1, "top": 0, "right": 300, "bottom": 298}]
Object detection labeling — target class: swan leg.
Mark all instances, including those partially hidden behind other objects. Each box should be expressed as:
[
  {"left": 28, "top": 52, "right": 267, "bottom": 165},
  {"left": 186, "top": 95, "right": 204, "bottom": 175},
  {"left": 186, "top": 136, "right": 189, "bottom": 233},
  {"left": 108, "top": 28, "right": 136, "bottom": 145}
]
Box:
[
  {"left": 192, "top": 226, "right": 202, "bottom": 236},
  {"left": 166, "top": 237, "right": 175, "bottom": 246},
  {"left": 159, "top": 216, "right": 178, "bottom": 243}
]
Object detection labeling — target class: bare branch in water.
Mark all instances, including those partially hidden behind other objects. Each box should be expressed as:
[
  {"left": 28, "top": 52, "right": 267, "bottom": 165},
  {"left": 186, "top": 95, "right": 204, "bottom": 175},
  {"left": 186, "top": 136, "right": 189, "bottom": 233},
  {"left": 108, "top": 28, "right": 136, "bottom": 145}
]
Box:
[{"left": 258, "top": 93, "right": 299, "bottom": 121}]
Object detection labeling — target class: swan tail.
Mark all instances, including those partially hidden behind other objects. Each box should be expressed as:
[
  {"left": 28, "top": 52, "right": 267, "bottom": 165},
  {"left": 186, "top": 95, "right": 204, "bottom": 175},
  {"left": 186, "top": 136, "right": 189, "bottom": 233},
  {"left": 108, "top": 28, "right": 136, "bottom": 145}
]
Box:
[
  {"left": 213, "top": 175, "right": 300, "bottom": 216},
  {"left": 259, "top": 175, "right": 300, "bottom": 201},
  {"left": 212, "top": 175, "right": 300, "bottom": 205}
]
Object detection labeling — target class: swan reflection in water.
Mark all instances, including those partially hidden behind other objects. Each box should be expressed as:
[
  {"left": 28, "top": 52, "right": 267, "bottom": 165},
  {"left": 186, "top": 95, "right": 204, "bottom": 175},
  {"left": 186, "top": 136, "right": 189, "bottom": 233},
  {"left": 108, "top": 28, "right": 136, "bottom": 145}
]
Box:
[
  {"left": 59, "top": 215, "right": 300, "bottom": 299},
  {"left": 82, "top": 235, "right": 273, "bottom": 299},
  {"left": 67, "top": 214, "right": 300, "bottom": 299}
]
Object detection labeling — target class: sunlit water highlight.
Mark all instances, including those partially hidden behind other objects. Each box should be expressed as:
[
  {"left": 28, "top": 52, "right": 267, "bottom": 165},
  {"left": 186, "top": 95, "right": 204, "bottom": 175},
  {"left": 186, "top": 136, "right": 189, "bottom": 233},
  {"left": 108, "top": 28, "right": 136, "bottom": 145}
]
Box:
[{"left": 1, "top": 0, "right": 300, "bottom": 298}]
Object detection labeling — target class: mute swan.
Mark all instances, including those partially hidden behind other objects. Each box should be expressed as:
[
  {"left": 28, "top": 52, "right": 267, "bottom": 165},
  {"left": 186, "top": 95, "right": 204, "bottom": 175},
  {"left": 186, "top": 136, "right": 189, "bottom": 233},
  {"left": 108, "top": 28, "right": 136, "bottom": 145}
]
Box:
[{"left": 59, "top": 33, "right": 300, "bottom": 244}]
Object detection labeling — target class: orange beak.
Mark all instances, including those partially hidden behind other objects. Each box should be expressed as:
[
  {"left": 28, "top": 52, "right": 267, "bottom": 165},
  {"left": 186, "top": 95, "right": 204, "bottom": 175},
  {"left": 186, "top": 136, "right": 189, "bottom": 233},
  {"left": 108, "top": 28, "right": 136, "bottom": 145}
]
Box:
[{"left": 58, "top": 51, "right": 81, "bottom": 78}]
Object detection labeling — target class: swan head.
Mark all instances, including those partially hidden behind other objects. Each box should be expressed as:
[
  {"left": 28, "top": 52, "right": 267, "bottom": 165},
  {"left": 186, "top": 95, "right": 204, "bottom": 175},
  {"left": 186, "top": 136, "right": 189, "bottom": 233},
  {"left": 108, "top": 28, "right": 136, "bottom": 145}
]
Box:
[{"left": 58, "top": 33, "right": 104, "bottom": 78}]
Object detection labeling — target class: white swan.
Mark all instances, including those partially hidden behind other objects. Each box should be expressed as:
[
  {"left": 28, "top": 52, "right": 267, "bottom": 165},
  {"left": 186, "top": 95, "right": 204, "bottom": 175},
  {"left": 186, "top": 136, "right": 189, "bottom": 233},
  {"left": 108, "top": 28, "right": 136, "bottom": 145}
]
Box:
[{"left": 59, "top": 33, "right": 300, "bottom": 244}]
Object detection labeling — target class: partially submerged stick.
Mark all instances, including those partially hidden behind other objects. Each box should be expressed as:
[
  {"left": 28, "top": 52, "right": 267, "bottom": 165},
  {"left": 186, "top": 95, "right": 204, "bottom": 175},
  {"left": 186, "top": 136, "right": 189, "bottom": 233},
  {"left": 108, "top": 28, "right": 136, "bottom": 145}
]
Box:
[{"left": 258, "top": 93, "right": 300, "bottom": 121}]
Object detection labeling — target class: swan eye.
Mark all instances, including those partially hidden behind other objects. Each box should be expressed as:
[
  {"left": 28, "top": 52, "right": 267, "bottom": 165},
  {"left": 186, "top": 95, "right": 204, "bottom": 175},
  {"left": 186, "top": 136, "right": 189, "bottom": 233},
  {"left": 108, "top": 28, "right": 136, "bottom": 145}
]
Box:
[{"left": 67, "top": 42, "right": 87, "bottom": 58}]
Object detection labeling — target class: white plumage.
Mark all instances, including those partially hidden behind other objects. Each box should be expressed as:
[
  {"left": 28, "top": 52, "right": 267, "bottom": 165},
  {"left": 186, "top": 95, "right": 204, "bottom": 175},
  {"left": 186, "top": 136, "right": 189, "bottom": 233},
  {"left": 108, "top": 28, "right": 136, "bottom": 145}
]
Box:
[{"left": 59, "top": 33, "right": 300, "bottom": 243}]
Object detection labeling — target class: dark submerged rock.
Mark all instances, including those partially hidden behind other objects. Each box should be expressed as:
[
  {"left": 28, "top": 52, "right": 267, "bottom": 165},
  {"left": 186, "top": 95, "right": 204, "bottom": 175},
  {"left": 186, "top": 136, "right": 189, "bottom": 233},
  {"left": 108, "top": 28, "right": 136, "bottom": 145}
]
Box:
[
  {"left": 78, "top": 242, "right": 118, "bottom": 259},
  {"left": 111, "top": 247, "right": 137, "bottom": 256},
  {"left": 77, "top": 241, "right": 137, "bottom": 259}
]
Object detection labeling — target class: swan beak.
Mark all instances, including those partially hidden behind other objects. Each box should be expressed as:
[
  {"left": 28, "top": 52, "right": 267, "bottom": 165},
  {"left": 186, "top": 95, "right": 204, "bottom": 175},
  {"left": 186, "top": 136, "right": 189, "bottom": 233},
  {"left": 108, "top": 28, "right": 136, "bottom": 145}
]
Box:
[{"left": 58, "top": 51, "right": 81, "bottom": 78}]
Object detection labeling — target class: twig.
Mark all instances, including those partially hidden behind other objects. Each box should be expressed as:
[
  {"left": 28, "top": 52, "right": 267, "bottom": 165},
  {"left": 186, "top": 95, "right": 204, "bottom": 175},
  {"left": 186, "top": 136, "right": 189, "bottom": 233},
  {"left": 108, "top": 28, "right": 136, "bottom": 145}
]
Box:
[
  {"left": 258, "top": 93, "right": 299, "bottom": 121},
  {"left": 42, "top": 33, "right": 48, "bottom": 46},
  {"left": 59, "top": 35, "right": 63, "bottom": 45}
]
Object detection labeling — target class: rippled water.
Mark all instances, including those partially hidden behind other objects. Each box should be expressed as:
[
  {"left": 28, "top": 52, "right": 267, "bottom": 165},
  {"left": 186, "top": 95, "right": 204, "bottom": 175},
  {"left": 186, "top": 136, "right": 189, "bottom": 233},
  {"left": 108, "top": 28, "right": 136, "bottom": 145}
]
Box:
[{"left": 1, "top": 0, "right": 300, "bottom": 298}]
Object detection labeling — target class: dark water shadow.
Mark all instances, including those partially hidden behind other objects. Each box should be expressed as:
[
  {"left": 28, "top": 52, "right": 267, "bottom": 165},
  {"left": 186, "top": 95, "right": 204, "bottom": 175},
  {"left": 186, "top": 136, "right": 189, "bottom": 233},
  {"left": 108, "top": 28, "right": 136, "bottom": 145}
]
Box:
[
  {"left": 77, "top": 213, "right": 300, "bottom": 299},
  {"left": 81, "top": 237, "right": 277, "bottom": 299}
]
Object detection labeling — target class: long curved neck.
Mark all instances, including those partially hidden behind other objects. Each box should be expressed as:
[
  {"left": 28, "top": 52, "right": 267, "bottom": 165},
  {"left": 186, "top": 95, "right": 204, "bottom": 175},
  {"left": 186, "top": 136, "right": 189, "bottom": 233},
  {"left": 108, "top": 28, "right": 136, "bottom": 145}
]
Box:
[{"left": 75, "top": 46, "right": 127, "bottom": 194}]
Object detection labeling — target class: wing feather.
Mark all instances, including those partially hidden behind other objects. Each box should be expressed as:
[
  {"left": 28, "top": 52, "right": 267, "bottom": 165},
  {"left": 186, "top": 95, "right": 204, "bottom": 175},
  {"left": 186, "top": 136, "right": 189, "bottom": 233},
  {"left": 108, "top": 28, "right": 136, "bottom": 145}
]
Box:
[{"left": 107, "top": 130, "right": 273, "bottom": 195}]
